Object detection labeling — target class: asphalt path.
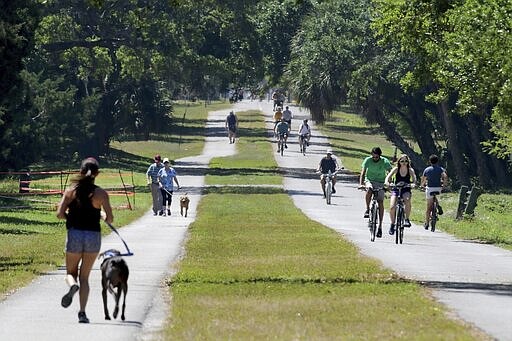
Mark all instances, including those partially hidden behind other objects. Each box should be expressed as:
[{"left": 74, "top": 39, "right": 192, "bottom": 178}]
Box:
[
  {"left": 234, "top": 99, "right": 512, "bottom": 341},
  {"left": 0, "top": 108, "right": 236, "bottom": 341},
  {"left": 1, "top": 99, "right": 512, "bottom": 340}
]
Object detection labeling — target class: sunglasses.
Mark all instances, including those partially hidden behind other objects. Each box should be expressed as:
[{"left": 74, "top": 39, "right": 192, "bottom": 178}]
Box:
[{"left": 399, "top": 160, "right": 408, "bottom": 163}]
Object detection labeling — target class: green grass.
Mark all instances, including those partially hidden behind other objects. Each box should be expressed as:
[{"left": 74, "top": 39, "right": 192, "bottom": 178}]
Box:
[
  {"left": 110, "top": 101, "right": 231, "bottom": 164},
  {"left": 0, "top": 100, "right": 225, "bottom": 299},
  {"left": 319, "top": 106, "right": 512, "bottom": 249},
  {"left": 207, "top": 110, "right": 281, "bottom": 186},
  {"left": 165, "top": 191, "right": 480, "bottom": 338},
  {"left": 164, "top": 109, "right": 484, "bottom": 340},
  {"left": 320, "top": 107, "right": 396, "bottom": 172}
]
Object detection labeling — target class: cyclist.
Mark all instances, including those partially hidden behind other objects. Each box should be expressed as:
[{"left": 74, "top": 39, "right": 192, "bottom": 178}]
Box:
[
  {"left": 317, "top": 149, "right": 340, "bottom": 198},
  {"left": 274, "top": 118, "right": 289, "bottom": 151},
  {"left": 384, "top": 154, "right": 416, "bottom": 235},
  {"left": 359, "top": 147, "right": 392, "bottom": 238},
  {"left": 225, "top": 111, "right": 238, "bottom": 144},
  {"left": 282, "top": 106, "right": 293, "bottom": 130},
  {"left": 297, "top": 119, "right": 311, "bottom": 147},
  {"left": 420, "top": 154, "right": 448, "bottom": 230}
]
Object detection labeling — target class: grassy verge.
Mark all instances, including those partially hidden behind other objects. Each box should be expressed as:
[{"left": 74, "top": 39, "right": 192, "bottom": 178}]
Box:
[
  {"left": 207, "top": 110, "right": 281, "bottom": 186},
  {"left": 319, "top": 107, "right": 512, "bottom": 250},
  {"left": 0, "top": 100, "right": 228, "bottom": 299},
  {"left": 164, "top": 110, "right": 483, "bottom": 339}
]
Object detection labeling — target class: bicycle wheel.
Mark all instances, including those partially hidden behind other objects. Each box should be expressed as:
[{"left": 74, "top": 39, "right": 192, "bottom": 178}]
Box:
[
  {"left": 326, "top": 180, "right": 332, "bottom": 205},
  {"left": 280, "top": 138, "right": 284, "bottom": 156},
  {"left": 396, "top": 206, "right": 404, "bottom": 244},
  {"left": 431, "top": 200, "right": 438, "bottom": 232},
  {"left": 370, "top": 202, "right": 378, "bottom": 242}
]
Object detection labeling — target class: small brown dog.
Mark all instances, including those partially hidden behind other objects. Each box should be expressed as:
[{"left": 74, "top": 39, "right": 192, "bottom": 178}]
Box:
[
  {"left": 98, "top": 249, "right": 129, "bottom": 321},
  {"left": 180, "top": 193, "right": 190, "bottom": 217}
]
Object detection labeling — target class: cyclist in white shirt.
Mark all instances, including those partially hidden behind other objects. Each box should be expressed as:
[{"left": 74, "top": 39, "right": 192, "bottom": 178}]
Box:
[{"left": 297, "top": 119, "right": 311, "bottom": 146}]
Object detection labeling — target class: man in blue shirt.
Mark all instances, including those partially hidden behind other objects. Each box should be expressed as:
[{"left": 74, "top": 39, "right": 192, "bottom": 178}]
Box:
[
  {"left": 274, "top": 118, "right": 289, "bottom": 150},
  {"left": 420, "top": 154, "right": 448, "bottom": 230}
]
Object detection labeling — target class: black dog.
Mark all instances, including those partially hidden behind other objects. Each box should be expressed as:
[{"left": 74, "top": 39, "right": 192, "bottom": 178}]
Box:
[{"left": 98, "top": 249, "right": 129, "bottom": 321}]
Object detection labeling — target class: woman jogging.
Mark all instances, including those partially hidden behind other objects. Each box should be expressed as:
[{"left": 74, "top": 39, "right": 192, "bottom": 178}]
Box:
[{"left": 56, "top": 157, "right": 113, "bottom": 323}]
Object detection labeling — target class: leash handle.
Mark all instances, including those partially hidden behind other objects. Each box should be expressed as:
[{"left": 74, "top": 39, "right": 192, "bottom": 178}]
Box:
[{"left": 104, "top": 221, "right": 134, "bottom": 256}]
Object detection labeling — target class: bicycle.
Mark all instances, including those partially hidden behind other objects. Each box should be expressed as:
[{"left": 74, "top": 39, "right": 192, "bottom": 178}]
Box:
[
  {"left": 428, "top": 190, "right": 441, "bottom": 232},
  {"left": 277, "top": 133, "right": 287, "bottom": 156},
  {"left": 299, "top": 134, "right": 309, "bottom": 155},
  {"left": 359, "top": 184, "right": 384, "bottom": 242},
  {"left": 322, "top": 170, "right": 337, "bottom": 205},
  {"left": 389, "top": 182, "right": 411, "bottom": 244},
  {"left": 419, "top": 187, "right": 442, "bottom": 232}
]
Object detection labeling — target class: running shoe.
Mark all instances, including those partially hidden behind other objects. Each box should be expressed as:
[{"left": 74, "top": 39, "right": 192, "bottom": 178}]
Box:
[
  {"left": 61, "top": 284, "right": 79, "bottom": 308},
  {"left": 364, "top": 210, "right": 369, "bottom": 218},
  {"left": 78, "top": 311, "right": 89, "bottom": 323},
  {"left": 376, "top": 228, "right": 382, "bottom": 238},
  {"left": 404, "top": 219, "right": 411, "bottom": 227}
]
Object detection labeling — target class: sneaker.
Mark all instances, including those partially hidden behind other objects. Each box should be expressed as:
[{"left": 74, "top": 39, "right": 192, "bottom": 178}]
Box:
[
  {"left": 285, "top": 144, "right": 288, "bottom": 149},
  {"left": 307, "top": 142, "right": 310, "bottom": 146},
  {"left": 332, "top": 187, "right": 336, "bottom": 194},
  {"left": 78, "top": 311, "right": 89, "bottom": 324},
  {"left": 364, "top": 210, "right": 369, "bottom": 218},
  {"left": 167, "top": 209, "right": 171, "bottom": 216},
  {"left": 431, "top": 225, "right": 436, "bottom": 232},
  {"left": 424, "top": 223, "right": 429, "bottom": 230},
  {"left": 61, "top": 284, "right": 79, "bottom": 308},
  {"left": 437, "top": 205, "right": 444, "bottom": 215},
  {"left": 153, "top": 212, "right": 158, "bottom": 216},
  {"left": 404, "top": 219, "right": 411, "bottom": 228},
  {"left": 389, "top": 224, "right": 395, "bottom": 235},
  {"left": 376, "top": 228, "right": 382, "bottom": 238}
]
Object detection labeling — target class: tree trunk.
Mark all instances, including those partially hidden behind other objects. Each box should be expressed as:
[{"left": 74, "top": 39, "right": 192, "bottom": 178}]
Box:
[{"left": 438, "top": 100, "right": 471, "bottom": 187}]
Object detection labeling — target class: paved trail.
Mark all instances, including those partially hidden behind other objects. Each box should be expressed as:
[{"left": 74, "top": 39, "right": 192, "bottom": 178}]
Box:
[
  {"left": 0, "top": 109, "right": 236, "bottom": 341},
  {"left": 235, "top": 99, "right": 512, "bottom": 341},
  {"left": 1, "top": 100, "right": 512, "bottom": 340}
]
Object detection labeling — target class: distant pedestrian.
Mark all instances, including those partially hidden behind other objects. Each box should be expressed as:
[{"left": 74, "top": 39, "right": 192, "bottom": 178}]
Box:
[
  {"left": 282, "top": 106, "right": 293, "bottom": 130},
  {"left": 56, "top": 157, "right": 113, "bottom": 323},
  {"left": 157, "top": 158, "right": 180, "bottom": 216},
  {"left": 225, "top": 111, "right": 238, "bottom": 144},
  {"left": 146, "top": 154, "right": 164, "bottom": 215}
]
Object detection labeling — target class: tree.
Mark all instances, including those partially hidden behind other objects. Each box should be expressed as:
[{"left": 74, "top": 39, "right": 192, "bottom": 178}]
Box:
[
  {"left": 0, "top": 1, "right": 41, "bottom": 170},
  {"left": 285, "top": 0, "right": 372, "bottom": 123}
]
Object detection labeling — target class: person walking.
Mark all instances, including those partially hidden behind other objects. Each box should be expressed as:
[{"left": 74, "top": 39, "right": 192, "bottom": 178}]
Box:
[
  {"left": 384, "top": 154, "right": 417, "bottom": 235},
  {"left": 56, "top": 157, "right": 113, "bottom": 323},
  {"left": 146, "top": 154, "right": 164, "bottom": 215},
  {"left": 157, "top": 157, "right": 180, "bottom": 216},
  {"left": 225, "top": 111, "right": 239, "bottom": 144},
  {"left": 420, "top": 154, "right": 449, "bottom": 230},
  {"left": 359, "top": 147, "right": 393, "bottom": 238}
]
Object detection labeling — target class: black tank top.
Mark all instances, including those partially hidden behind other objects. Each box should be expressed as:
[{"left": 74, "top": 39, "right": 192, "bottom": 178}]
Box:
[
  {"left": 66, "top": 185, "right": 101, "bottom": 232},
  {"left": 395, "top": 168, "right": 411, "bottom": 183}
]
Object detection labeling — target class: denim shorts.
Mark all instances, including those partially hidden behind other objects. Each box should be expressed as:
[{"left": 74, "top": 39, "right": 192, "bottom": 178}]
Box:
[{"left": 65, "top": 228, "right": 101, "bottom": 253}]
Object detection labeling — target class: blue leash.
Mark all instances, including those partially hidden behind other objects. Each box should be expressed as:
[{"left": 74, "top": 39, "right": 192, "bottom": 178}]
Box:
[{"left": 104, "top": 221, "right": 134, "bottom": 256}]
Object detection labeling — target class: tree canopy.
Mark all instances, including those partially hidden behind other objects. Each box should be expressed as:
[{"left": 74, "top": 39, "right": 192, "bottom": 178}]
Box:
[{"left": 1, "top": 0, "right": 511, "bottom": 188}]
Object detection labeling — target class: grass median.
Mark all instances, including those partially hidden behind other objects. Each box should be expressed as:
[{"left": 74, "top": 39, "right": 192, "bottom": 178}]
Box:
[{"left": 164, "top": 110, "right": 483, "bottom": 339}]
